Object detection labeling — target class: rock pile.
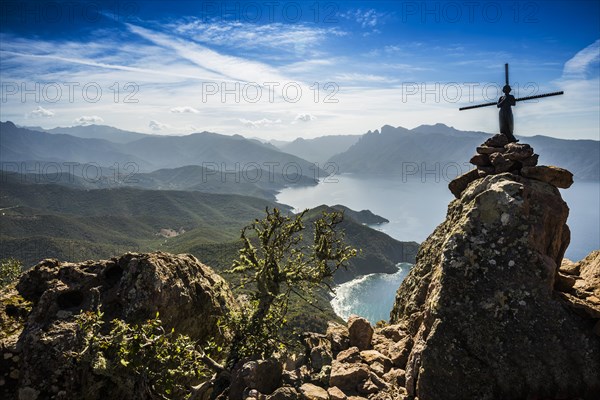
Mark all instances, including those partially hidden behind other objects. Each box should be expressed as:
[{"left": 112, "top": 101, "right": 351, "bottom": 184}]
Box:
[
  {"left": 197, "top": 316, "right": 414, "bottom": 400},
  {"left": 449, "top": 133, "right": 574, "bottom": 198},
  {"left": 472, "top": 133, "right": 537, "bottom": 172}
]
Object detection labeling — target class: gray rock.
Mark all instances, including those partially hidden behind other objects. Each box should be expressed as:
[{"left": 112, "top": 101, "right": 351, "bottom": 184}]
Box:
[
  {"left": 390, "top": 174, "right": 600, "bottom": 399},
  {"left": 329, "top": 361, "right": 369, "bottom": 393},
  {"left": 448, "top": 169, "right": 480, "bottom": 199},
  {"left": 326, "top": 322, "right": 350, "bottom": 355}
]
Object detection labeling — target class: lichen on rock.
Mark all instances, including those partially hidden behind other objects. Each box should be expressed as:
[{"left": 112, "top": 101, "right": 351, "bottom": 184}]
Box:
[{"left": 390, "top": 173, "right": 599, "bottom": 400}]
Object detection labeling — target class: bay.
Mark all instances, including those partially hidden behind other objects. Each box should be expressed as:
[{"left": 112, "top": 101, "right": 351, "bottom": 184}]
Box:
[{"left": 330, "top": 263, "right": 412, "bottom": 324}]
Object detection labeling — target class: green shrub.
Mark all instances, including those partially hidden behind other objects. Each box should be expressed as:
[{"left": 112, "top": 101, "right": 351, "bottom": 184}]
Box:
[
  {"left": 0, "top": 258, "right": 22, "bottom": 288},
  {"left": 74, "top": 310, "right": 213, "bottom": 399}
]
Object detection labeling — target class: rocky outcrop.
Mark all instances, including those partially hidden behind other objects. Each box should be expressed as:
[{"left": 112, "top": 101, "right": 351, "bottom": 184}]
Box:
[
  {"left": 390, "top": 173, "right": 600, "bottom": 399},
  {"left": 188, "top": 230, "right": 599, "bottom": 400},
  {"left": 449, "top": 133, "right": 573, "bottom": 198},
  {"left": 0, "top": 252, "right": 236, "bottom": 400},
  {"left": 557, "top": 250, "right": 600, "bottom": 334}
]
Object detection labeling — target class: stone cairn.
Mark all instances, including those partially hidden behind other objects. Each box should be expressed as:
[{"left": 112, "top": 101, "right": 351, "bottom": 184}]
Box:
[
  {"left": 471, "top": 134, "right": 537, "bottom": 175},
  {"left": 449, "top": 133, "right": 574, "bottom": 198}
]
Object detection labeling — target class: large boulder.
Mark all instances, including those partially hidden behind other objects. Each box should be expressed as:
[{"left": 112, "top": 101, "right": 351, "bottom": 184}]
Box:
[
  {"left": 329, "top": 361, "right": 370, "bottom": 392},
  {"left": 448, "top": 168, "right": 480, "bottom": 198},
  {"left": 522, "top": 165, "right": 574, "bottom": 188},
  {"left": 347, "top": 315, "right": 373, "bottom": 351},
  {"left": 390, "top": 173, "right": 600, "bottom": 400},
  {"left": 0, "top": 252, "right": 236, "bottom": 400}
]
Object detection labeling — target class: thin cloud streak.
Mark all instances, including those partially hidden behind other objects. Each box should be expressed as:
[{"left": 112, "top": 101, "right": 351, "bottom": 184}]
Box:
[{"left": 0, "top": 50, "right": 224, "bottom": 81}]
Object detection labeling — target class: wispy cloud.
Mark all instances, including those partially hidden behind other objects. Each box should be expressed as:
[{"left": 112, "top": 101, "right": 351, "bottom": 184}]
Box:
[
  {"left": 239, "top": 118, "right": 282, "bottom": 128},
  {"left": 292, "top": 113, "right": 317, "bottom": 124},
  {"left": 149, "top": 120, "right": 170, "bottom": 131},
  {"left": 170, "top": 106, "right": 199, "bottom": 114},
  {"left": 171, "top": 19, "right": 346, "bottom": 57},
  {"left": 563, "top": 39, "right": 600, "bottom": 79},
  {"left": 29, "top": 106, "right": 55, "bottom": 118},
  {"left": 282, "top": 59, "right": 336, "bottom": 73},
  {"left": 74, "top": 115, "right": 103, "bottom": 125},
  {"left": 340, "top": 8, "right": 388, "bottom": 29},
  {"left": 127, "top": 23, "right": 292, "bottom": 85},
  {"left": 334, "top": 73, "right": 394, "bottom": 83},
  {"left": 0, "top": 37, "right": 226, "bottom": 82}
]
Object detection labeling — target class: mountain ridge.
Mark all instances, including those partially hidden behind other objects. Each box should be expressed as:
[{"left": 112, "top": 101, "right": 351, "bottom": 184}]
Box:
[
  {"left": 4, "top": 121, "right": 597, "bottom": 180},
  {"left": 329, "top": 124, "right": 600, "bottom": 180},
  {"left": 1, "top": 122, "right": 323, "bottom": 180}
]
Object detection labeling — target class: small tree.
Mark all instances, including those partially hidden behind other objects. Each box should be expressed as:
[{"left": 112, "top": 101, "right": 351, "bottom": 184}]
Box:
[
  {"left": 0, "top": 258, "right": 23, "bottom": 288},
  {"left": 225, "top": 207, "right": 356, "bottom": 368}
]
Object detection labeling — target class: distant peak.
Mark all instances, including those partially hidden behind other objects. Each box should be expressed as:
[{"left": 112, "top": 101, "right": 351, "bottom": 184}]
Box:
[
  {"left": 412, "top": 123, "right": 455, "bottom": 132},
  {"left": 380, "top": 125, "right": 409, "bottom": 135}
]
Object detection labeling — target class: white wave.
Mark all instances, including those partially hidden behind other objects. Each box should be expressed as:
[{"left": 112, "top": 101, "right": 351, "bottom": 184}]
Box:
[{"left": 331, "top": 263, "right": 412, "bottom": 323}]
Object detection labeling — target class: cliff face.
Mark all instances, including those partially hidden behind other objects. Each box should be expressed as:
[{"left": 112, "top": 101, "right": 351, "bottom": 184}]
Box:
[
  {"left": 390, "top": 173, "right": 600, "bottom": 399},
  {"left": 0, "top": 252, "right": 236, "bottom": 400}
]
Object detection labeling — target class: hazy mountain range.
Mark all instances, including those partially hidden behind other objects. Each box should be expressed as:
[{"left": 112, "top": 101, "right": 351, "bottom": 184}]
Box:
[
  {"left": 271, "top": 135, "right": 361, "bottom": 165},
  {"left": 3, "top": 121, "right": 598, "bottom": 184},
  {"left": 26, "top": 124, "right": 150, "bottom": 143},
  {"left": 2, "top": 122, "right": 322, "bottom": 179},
  {"left": 329, "top": 123, "right": 600, "bottom": 180}
]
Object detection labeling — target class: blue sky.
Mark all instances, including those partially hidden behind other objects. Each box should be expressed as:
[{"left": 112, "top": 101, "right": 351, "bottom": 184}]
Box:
[{"left": 0, "top": 0, "right": 598, "bottom": 140}]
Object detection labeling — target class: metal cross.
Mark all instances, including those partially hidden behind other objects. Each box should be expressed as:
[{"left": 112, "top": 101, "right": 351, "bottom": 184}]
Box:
[{"left": 459, "top": 63, "right": 564, "bottom": 142}]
